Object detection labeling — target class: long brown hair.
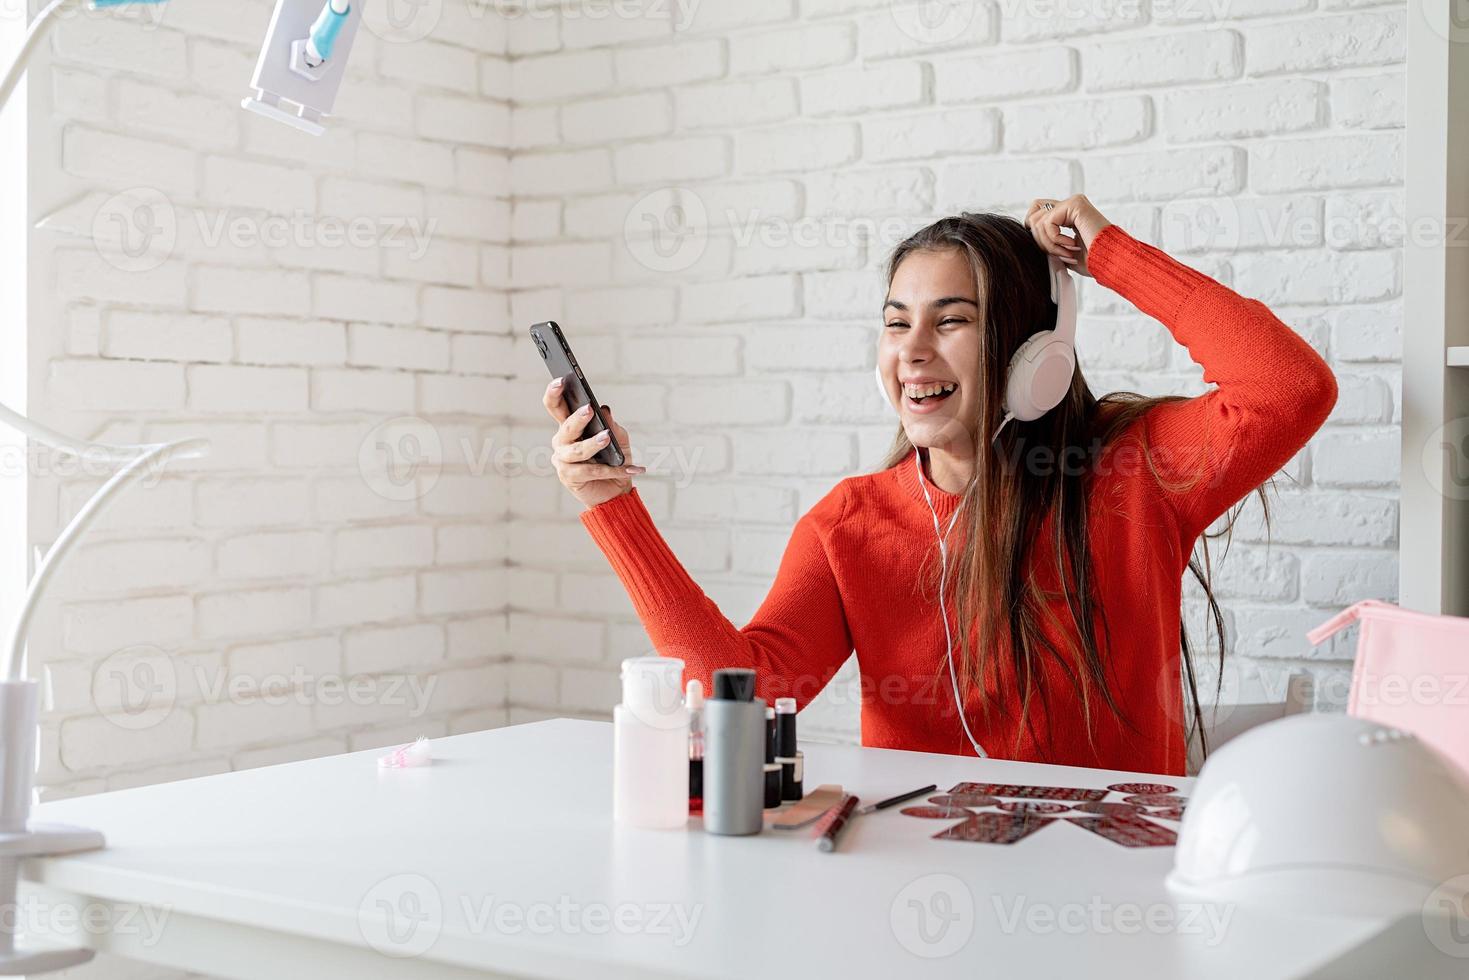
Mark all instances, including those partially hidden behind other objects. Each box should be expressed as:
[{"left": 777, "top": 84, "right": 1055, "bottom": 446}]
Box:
[{"left": 881, "top": 212, "right": 1268, "bottom": 762}]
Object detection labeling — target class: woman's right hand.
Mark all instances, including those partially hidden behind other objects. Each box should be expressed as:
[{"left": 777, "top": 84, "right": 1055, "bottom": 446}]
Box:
[{"left": 543, "top": 377, "right": 645, "bottom": 509}]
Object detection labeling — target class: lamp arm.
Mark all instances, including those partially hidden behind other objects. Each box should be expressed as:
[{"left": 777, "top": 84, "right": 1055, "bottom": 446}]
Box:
[
  {"left": 0, "top": 0, "right": 76, "bottom": 114},
  {"left": 0, "top": 0, "right": 203, "bottom": 684},
  {"left": 0, "top": 399, "right": 166, "bottom": 464},
  {"left": 4, "top": 437, "right": 209, "bottom": 683}
]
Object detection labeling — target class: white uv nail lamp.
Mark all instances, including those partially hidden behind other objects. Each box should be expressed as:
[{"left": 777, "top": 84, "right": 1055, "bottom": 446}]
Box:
[{"left": 1167, "top": 712, "right": 1469, "bottom": 920}]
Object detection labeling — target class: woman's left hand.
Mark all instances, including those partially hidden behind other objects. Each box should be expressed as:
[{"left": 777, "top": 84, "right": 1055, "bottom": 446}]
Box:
[{"left": 1024, "top": 194, "right": 1112, "bottom": 279}]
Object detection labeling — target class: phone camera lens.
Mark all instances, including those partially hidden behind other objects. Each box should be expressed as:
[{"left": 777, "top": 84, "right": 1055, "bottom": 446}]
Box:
[{"left": 534, "top": 334, "right": 548, "bottom": 358}]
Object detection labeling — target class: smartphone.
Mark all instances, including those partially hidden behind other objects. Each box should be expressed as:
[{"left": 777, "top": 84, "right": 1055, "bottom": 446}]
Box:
[{"left": 530, "top": 320, "right": 626, "bottom": 468}]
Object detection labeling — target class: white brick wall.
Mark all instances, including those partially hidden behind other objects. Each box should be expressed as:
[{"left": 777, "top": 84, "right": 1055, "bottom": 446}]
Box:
[
  {"left": 499, "top": 1, "right": 1404, "bottom": 740},
  {"left": 21, "top": 0, "right": 1404, "bottom": 810},
  {"left": 25, "top": 0, "right": 513, "bottom": 807}
]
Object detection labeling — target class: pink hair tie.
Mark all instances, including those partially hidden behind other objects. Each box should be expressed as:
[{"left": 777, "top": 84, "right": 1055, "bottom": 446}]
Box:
[{"left": 378, "top": 735, "right": 431, "bottom": 769}]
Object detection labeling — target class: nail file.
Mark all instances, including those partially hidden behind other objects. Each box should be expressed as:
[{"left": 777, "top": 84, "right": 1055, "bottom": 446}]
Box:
[
  {"left": 950, "top": 781, "right": 1107, "bottom": 802},
  {"left": 934, "top": 811, "right": 1056, "bottom": 844},
  {"left": 1065, "top": 812, "right": 1178, "bottom": 847},
  {"left": 768, "top": 784, "right": 843, "bottom": 830}
]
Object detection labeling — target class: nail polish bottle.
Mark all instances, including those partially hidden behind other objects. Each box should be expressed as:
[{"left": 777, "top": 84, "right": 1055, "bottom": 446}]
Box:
[{"left": 686, "top": 679, "right": 704, "bottom": 815}]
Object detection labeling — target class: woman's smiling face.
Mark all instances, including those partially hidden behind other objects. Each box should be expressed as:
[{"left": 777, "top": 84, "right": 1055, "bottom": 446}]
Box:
[{"left": 879, "top": 247, "right": 984, "bottom": 452}]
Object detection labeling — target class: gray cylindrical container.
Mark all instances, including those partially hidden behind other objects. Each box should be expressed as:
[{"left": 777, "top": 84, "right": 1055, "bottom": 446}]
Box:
[{"left": 703, "top": 669, "right": 766, "bottom": 836}]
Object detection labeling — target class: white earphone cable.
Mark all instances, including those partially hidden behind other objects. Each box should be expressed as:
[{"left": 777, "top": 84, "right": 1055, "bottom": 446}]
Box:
[
  {"left": 914, "top": 451, "right": 989, "bottom": 758},
  {"left": 992, "top": 411, "right": 1016, "bottom": 444}
]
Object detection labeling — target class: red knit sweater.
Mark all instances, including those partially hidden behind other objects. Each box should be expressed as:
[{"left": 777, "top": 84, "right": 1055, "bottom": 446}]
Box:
[{"left": 580, "top": 224, "right": 1338, "bottom": 776}]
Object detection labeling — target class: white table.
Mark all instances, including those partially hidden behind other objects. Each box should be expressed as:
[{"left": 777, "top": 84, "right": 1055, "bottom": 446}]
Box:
[{"left": 18, "top": 719, "right": 1391, "bottom": 979}]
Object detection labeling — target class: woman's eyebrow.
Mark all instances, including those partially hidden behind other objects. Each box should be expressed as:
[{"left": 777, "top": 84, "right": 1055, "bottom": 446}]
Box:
[{"left": 882, "top": 296, "right": 978, "bottom": 312}]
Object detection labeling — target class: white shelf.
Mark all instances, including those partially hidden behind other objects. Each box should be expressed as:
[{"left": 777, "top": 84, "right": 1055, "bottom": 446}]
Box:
[{"left": 1403, "top": 7, "right": 1469, "bottom": 614}]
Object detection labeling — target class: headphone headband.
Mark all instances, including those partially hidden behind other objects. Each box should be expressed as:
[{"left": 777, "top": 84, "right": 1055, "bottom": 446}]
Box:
[{"left": 1048, "top": 254, "right": 1077, "bottom": 347}]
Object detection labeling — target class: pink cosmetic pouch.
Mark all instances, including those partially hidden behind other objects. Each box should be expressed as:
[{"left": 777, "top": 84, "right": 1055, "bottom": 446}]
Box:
[{"left": 1309, "top": 599, "right": 1469, "bottom": 777}]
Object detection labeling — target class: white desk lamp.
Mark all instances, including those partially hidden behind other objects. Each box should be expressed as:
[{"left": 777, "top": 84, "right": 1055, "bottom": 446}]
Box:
[
  {"left": 1, "top": 0, "right": 364, "bottom": 969},
  {"left": 0, "top": 1, "right": 209, "bottom": 973}
]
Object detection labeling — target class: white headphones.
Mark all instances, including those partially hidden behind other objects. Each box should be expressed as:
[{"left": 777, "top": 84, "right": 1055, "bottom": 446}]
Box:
[
  {"left": 913, "top": 453, "right": 989, "bottom": 758},
  {"left": 877, "top": 254, "right": 1078, "bottom": 759},
  {"left": 876, "top": 254, "right": 1078, "bottom": 431}
]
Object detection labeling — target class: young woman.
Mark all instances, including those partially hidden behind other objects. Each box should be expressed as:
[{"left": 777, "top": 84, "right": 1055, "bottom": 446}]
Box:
[{"left": 541, "top": 195, "right": 1337, "bottom": 776}]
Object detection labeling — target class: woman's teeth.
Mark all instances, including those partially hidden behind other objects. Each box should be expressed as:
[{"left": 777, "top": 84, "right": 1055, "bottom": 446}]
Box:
[{"left": 904, "top": 382, "right": 957, "bottom": 402}]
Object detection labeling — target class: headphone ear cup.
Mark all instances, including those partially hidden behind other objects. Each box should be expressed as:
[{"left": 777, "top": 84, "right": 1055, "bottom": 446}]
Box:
[
  {"left": 1004, "top": 331, "right": 1075, "bottom": 422},
  {"left": 1002, "top": 256, "right": 1080, "bottom": 424}
]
